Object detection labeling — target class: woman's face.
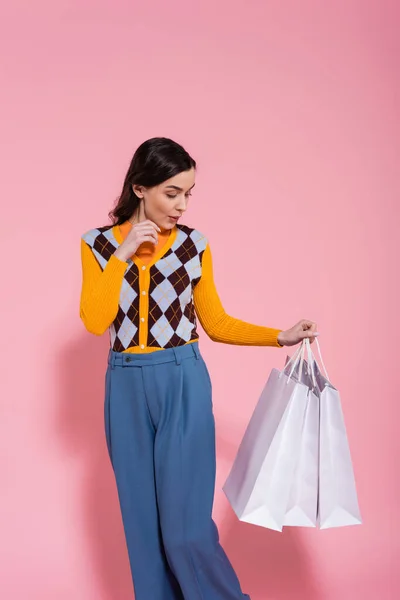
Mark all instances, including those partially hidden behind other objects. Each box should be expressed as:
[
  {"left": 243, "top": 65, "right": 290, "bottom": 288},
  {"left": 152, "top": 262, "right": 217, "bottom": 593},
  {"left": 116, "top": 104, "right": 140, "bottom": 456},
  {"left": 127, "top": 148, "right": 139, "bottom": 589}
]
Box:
[{"left": 133, "top": 168, "right": 196, "bottom": 231}]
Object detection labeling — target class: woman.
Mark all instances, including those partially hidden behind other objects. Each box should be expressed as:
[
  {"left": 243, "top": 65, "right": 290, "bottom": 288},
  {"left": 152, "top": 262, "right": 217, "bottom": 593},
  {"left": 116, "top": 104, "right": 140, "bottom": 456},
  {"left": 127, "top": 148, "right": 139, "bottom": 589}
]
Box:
[{"left": 80, "top": 137, "right": 318, "bottom": 600}]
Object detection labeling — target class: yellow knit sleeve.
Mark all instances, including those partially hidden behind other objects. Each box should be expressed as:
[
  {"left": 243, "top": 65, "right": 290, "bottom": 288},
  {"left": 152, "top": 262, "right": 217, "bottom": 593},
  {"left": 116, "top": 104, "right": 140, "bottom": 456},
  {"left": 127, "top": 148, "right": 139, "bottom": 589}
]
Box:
[
  {"left": 80, "top": 238, "right": 128, "bottom": 335},
  {"left": 193, "top": 243, "right": 283, "bottom": 347}
]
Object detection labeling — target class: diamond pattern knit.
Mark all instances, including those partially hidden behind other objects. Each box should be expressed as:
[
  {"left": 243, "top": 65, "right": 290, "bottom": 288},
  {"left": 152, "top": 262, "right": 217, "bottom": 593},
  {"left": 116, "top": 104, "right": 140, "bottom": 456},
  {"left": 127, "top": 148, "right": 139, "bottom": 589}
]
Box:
[{"left": 82, "top": 224, "right": 207, "bottom": 351}]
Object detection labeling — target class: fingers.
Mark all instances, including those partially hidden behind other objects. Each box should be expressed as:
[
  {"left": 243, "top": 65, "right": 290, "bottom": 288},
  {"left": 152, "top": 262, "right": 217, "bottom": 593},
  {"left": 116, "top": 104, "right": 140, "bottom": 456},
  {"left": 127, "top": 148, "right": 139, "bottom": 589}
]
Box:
[
  {"left": 300, "top": 319, "right": 317, "bottom": 331},
  {"left": 299, "top": 320, "right": 319, "bottom": 344},
  {"left": 136, "top": 229, "right": 158, "bottom": 244},
  {"left": 138, "top": 225, "right": 159, "bottom": 239},
  {"left": 299, "top": 330, "right": 314, "bottom": 340},
  {"left": 139, "top": 233, "right": 158, "bottom": 246},
  {"left": 133, "top": 218, "right": 161, "bottom": 234},
  {"left": 135, "top": 223, "right": 159, "bottom": 235}
]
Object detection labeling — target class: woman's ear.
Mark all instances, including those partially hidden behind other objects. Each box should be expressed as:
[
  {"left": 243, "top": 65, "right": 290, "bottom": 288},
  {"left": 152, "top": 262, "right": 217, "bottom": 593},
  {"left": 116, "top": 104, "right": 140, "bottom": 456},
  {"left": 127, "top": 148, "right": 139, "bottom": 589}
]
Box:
[{"left": 132, "top": 184, "right": 144, "bottom": 199}]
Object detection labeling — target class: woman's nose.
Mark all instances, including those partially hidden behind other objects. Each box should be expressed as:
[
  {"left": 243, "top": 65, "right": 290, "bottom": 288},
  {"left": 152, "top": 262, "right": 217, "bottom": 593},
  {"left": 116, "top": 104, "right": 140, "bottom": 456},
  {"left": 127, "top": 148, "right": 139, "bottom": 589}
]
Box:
[{"left": 175, "top": 198, "right": 187, "bottom": 212}]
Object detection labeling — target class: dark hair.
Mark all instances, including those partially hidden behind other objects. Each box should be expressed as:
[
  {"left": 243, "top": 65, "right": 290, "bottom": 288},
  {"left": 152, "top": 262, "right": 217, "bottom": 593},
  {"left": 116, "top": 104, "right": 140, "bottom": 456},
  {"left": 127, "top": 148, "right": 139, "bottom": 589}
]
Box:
[{"left": 109, "top": 137, "right": 196, "bottom": 225}]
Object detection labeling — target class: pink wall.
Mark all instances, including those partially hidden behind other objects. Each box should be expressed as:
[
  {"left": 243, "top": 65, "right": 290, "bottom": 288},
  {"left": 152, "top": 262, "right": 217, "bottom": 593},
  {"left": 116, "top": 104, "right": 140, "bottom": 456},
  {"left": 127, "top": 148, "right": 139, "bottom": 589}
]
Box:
[{"left": 1, "top": 1, "right": 399, "bottom": 599}]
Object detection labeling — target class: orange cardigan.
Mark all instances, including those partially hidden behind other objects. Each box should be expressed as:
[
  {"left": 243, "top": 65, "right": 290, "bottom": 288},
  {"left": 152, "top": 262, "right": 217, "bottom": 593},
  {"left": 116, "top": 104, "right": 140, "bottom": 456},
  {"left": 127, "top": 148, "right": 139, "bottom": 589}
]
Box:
[{"left": 80, "top": 221, "right": 283, "bottom": 352}]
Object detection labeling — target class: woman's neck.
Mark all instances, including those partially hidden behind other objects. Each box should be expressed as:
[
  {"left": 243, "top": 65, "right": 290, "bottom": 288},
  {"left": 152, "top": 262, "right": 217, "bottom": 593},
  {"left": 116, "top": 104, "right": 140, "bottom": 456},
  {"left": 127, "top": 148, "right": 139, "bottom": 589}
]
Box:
[{"left": 127, "top": 216, "right": 170, "bottom": 235}]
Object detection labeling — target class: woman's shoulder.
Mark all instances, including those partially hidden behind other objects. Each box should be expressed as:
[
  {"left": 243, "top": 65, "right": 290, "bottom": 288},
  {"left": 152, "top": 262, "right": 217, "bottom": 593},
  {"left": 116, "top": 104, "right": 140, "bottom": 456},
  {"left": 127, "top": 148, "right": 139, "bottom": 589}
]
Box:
[{"left": 81, "top": 224, "right": 114, "bottom": 245}]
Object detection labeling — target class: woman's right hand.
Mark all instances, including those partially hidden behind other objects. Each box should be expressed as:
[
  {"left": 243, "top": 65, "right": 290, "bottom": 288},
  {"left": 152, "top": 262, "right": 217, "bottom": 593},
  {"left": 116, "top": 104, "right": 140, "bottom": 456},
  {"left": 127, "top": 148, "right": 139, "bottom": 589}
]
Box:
[{"left": 114, "top": 219, "right": 161, "bottom": 262}]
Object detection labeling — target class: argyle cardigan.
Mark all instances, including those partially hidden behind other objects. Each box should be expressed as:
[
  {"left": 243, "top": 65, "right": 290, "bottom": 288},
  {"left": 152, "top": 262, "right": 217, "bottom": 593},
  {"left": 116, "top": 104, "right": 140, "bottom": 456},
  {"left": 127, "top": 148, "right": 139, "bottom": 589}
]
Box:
[{"left": 81, "top": 224, "right": 207, "bottom": 352}]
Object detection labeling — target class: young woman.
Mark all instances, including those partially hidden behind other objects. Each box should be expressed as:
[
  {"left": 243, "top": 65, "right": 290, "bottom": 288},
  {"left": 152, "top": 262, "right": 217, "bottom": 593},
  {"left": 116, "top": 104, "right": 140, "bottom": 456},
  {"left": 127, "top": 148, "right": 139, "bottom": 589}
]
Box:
[{"left": 80, "top": 137, "right": 318, "bottom": 600}]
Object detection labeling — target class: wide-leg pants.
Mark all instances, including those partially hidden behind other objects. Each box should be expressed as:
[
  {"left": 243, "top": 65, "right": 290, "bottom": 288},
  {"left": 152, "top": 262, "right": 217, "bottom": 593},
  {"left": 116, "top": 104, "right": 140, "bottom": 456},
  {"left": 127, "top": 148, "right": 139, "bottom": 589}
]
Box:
[{"left": 104, "top": 341, "right": 251, "bottom": 600}]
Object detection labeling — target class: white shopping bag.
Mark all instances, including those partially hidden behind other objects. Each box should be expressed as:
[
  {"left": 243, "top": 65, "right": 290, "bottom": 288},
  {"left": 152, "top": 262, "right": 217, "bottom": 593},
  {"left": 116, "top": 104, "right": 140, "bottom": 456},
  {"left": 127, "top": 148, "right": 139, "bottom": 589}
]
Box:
[
  {"left": 308, "top": 340, "right": 362, "bottom": 529},
  {"left": 283, "top": 340, "right": 320, "bottom": 528},
  {"left": 223, "top": 345, "right": 310, "bottom": 532}
]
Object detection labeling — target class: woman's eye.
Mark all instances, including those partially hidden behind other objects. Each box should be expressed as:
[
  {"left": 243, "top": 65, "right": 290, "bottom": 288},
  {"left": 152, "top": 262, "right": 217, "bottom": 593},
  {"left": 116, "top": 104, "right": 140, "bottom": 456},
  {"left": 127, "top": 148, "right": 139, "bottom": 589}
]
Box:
[{"left": 166, "top": 192, "right": 192, "bottom": 199}]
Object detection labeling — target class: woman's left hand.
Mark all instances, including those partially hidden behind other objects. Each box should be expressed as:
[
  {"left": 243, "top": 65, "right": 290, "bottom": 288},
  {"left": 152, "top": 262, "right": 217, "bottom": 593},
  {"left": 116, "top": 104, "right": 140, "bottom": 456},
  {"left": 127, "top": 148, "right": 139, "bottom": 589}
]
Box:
[{"left": 277, "top": 320, "right": 319, "bottom": 347}]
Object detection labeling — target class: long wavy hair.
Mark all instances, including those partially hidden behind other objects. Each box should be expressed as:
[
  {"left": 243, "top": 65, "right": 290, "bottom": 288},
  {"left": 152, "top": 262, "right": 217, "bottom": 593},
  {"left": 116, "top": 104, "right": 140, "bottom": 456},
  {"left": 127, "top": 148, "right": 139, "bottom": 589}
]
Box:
[{"left": 109, "top": 137, "right": 197, "bottom": 225}]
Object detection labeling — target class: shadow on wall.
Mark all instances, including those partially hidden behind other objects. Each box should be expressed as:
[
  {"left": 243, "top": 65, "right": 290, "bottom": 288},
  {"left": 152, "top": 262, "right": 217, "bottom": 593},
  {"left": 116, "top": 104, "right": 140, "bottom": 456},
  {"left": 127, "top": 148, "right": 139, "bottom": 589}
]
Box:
[
  {"left": 56, "top": 332, "right": 134, "bottom": 600},
  {"left": 215, "top": 435, "right": 323, "bottom": 600}
]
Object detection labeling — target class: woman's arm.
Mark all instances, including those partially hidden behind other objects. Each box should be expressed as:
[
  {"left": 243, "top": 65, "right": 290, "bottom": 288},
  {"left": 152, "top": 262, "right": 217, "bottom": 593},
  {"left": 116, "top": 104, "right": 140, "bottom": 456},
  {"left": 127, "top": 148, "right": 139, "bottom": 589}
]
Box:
[
  {"left": 80, "top": 239, "right": 128, "bottom": 335},
  {"left": 193, "top": 243, "right": 284, "bottom": 347}
]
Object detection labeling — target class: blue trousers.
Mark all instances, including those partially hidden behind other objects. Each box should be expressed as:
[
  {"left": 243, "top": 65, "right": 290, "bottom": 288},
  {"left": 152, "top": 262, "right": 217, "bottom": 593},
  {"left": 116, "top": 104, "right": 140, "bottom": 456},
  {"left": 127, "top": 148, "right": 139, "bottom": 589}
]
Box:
[{"left": 105, "top": 341, "right": 251, "bottom": 600}]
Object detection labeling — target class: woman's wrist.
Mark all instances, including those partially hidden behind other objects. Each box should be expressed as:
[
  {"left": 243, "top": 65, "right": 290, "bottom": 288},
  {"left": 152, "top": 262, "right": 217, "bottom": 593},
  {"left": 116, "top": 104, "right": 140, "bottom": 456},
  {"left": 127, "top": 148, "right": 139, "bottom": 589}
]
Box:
[
  {"left": 277, "top": 331, "right": 286, "bottom": 347},
  {"left": 114, "top": 245, "right": 131, "bottom": 262}
]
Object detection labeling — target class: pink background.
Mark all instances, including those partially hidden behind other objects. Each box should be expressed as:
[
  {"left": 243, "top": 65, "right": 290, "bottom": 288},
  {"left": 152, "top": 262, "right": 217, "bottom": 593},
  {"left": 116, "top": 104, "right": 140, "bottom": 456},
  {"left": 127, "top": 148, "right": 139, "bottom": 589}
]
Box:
[{"left": 1, "top": 1, "right": 399, "bottom": 599}]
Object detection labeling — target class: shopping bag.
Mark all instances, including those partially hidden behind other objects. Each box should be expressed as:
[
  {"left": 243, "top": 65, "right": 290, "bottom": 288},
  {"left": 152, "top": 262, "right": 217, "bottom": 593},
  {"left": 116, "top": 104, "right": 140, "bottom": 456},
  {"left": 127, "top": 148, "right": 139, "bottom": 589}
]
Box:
[
  {"left": 223, "top": 344, "right": 310, "bottom": 532},
  {"left": 310, "top": 340, "right": 362, "bottom": 529},
  {"left": 283, "top": 340, "right": 320, "bottom": 527}
]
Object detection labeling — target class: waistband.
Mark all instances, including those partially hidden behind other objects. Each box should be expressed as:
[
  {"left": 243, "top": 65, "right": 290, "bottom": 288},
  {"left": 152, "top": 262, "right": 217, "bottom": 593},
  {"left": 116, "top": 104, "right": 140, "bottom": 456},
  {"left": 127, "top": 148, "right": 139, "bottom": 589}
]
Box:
[{"left": 108, "top": 341, "right": 201, "bottom": 368}]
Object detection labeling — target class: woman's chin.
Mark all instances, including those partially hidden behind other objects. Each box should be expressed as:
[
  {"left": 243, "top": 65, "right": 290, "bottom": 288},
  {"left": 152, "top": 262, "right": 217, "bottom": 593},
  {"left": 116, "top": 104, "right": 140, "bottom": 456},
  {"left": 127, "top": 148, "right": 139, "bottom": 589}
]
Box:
[{"left": 162, "top": 219, "right": 177, "bottom": 230}]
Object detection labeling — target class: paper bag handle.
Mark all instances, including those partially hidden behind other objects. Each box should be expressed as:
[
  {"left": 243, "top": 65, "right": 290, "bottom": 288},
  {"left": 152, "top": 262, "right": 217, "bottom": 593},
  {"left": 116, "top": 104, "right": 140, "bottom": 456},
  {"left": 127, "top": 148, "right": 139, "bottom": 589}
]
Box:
[
  {"left": 283, "top": 339, "right": 316, "bottom": 387},
  {"left": 304, "top": 338, "right": 317, "bottom": 389},
  {"left": 305, "top": 337, "right": 331, "bottom": 383},
  {"left": 283, "top": 341, "right": 304, "bottom": 381}
]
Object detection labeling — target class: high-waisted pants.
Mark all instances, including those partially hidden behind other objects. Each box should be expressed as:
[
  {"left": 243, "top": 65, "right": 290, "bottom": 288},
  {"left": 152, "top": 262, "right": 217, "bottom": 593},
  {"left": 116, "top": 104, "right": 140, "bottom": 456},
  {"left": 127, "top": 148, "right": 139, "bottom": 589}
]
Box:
[{"left": 105, "top": 341, "right": 251, "bottom": 600}]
